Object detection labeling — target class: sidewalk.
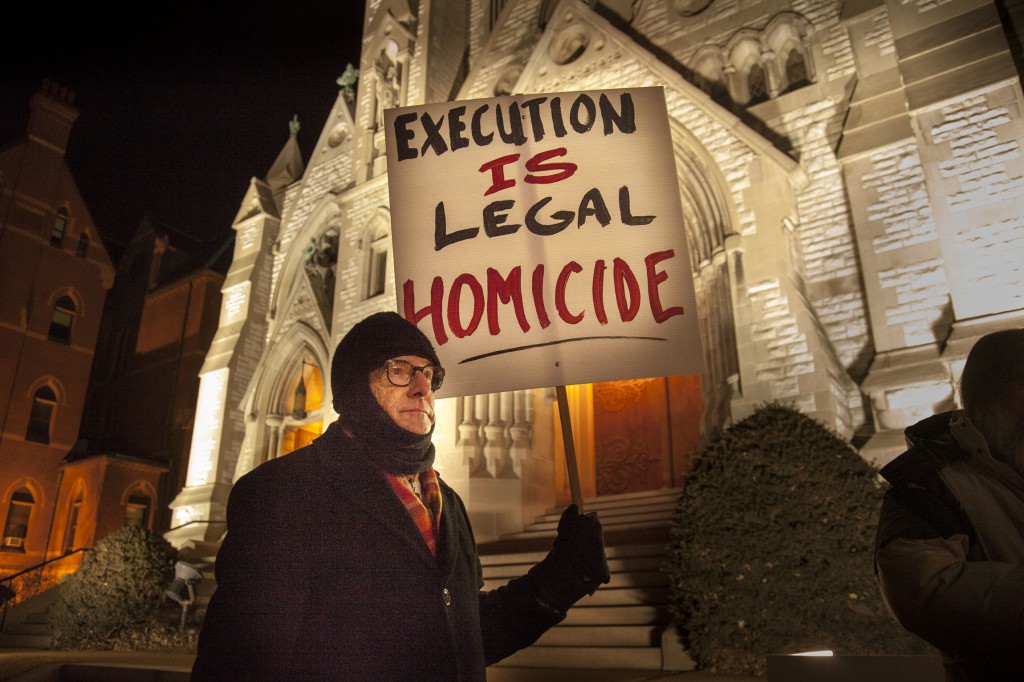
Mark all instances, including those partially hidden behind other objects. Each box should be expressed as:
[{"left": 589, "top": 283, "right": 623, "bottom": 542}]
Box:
[{"left": 0, "top": 650, "right": 764, "bottom": 681}]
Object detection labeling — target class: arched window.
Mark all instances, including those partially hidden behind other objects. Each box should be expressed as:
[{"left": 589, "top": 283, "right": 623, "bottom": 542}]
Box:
[
  {"left": 367, "top": 237, "right": 389, "bottom": 298},
  {"left": 48, "top": 295, "right": 76, "bottom": 344},
  {"left": 26, "top": 386, "right": 57, "bottom": 444},
  {"left": 124, "top": 493, "right": 151, "bottom": 528},
  {"left": 747, "top": 62, "right": 769, "bottom": 105},
  {"left": 782, "top": 46, "right": 810, "bottom": 93},
  {"left": 280, "top": 353, "right": 325, "bottom": 457},
  {"left": 51, "top": 208, "right": 69, "bottom": 247},
  {"left": 2, "top": 488, "right": 34, "bottom": 552},
  {"left": 76, "top": 233, "right": 90, "bottom": 258},
  {"left": 692, "top": 51, "right": 730, "bottom": 105},
  {"left": 63, "top": 490, "right": 83, "bottom": 554},
  {"left": 362, "top": 216, "right": 391, "bottom": 300}
]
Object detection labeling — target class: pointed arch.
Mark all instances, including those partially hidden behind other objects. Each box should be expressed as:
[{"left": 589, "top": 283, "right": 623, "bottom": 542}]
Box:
[
  {"left": 61, "top": 478, "right": 88, "bottom": 554},
  {"left": 121, "top": 481, "right": 158, "bottom": 529},
  {"left": 358, "top": 207, "right": 393, "bottom": 301},
  {"left": 272, "top": 193, "right": 344, "bottom": 337},
  {"left": 765, "top": 12, "right": 815, "bottom": 94},
  {"left": 245, "top": 322, "right": 331, "bottom": 467},
  {"left": 2, "top": 479, "right": 44, "bottom": 552},
  {"left": 727, "top": 32, "right": 771, "bottom": 105},
  {"left": 689, "top": 46, "right": 730, "bottom": 105},
  {"left": 669, "top": 119, "right": 741, "bottom": 443}
]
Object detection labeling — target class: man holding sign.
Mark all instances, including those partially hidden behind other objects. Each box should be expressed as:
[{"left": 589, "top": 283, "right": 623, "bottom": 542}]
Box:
[{"left": 193, "top": 312, "right": 610, "bottom": 681}]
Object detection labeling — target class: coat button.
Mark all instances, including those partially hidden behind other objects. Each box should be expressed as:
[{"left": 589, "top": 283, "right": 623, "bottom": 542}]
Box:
[{"left": 443, "top": 588, "right": 451, "bottom": 606}]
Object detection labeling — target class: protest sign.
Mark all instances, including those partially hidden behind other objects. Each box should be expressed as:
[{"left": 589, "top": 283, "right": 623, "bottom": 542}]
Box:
[{"left": 385, "top": 86, "right": 704, "bottom": 398}]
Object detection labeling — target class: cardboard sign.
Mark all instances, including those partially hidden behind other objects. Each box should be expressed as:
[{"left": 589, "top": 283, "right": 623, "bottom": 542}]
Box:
[{"left": 385, "top": 86, "right": 704, "bottom": 398}]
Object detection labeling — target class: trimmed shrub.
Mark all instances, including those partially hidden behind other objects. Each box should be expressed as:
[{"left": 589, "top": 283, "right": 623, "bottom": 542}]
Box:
[
  {"left": 664, "top": 402, "right": 929, "bottom": 676},
  {"left": 51, "top": 526, "right": 177, "bottom": 649}
]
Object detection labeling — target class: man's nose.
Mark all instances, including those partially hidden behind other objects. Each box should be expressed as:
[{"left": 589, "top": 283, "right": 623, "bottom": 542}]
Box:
[{"left": 408, "top": 368, "right": 431, "bottom": 395}]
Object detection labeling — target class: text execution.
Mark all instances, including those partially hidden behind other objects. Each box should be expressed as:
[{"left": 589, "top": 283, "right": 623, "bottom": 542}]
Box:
[{"left": 393, "top": 92, "right": 637, "bottom": 162}]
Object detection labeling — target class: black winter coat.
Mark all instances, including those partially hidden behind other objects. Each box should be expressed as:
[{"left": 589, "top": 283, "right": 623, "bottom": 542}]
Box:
[{"left": 192, "top": 422, "right": 563, "bottom": 681}]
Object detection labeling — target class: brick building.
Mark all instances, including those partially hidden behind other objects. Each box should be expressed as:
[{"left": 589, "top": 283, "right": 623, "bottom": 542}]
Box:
[
  {"left": 1, "top": 86, "right": 224, "bottom": 590},
  {"left": 0, "top": 82, "right": 116, "bottom": 577}
]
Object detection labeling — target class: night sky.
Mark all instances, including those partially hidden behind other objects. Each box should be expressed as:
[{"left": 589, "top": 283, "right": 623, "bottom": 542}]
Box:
[{"left": 2, "top": 1, "right": 366, "bottom": 264}]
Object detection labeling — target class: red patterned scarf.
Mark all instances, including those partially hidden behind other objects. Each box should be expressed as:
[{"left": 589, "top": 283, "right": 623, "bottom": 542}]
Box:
[{"left": 385, "top": 467, "right": 443, "bottom": 556}]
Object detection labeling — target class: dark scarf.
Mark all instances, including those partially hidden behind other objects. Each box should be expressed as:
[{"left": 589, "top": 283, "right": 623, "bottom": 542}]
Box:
[{"left": 339, "top": 382, "right": 435, "bottom": 475}]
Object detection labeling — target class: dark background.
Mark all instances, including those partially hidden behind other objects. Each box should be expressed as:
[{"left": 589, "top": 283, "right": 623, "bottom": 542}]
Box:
[{"left": 2, "top": 1, "right": 366, "bottom": 263}]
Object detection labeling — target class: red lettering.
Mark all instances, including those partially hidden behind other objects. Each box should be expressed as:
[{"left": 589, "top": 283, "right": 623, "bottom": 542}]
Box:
[
  {"left": 555, "top": 261, "right": 584, "bottom": 324},
  {"left": 645, "top": 249, "right": 684, "bottom": 322},
  {"left": 524, "top": 147, "right": 577, "bottom": 185},
  {"left": 404, "top": 277, "right": 448, "bottom": 345},
  {"left": 479, "top": 154, "right": 520, "bottom": 196},
  {"left": 487, "top": 266, "right": 530, "bottom": 335},
  {"left": 592, "top": 259, "right": 607, "bottom": 324},
  {"left": 532, "top": 264, "right": 551, "bottom": 329},
  {"left": 612, "top": 258, "right": 640, "bottom": 321},
  {"left": 447, "top": 274, "right": 485, "bottom": 338}
]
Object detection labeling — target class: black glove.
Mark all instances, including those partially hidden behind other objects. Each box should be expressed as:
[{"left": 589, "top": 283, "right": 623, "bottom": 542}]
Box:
[{"left": 528, "top": 504, "right": 611, "bottom": 614}]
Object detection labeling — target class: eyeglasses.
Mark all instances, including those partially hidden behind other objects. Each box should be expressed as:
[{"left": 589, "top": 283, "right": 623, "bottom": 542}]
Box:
[{"left": 382, "top": 359, "right": 445, "bottom": 392}]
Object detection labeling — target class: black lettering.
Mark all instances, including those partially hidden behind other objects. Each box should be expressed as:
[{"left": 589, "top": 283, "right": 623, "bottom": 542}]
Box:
[
  {"left": 520, "top": 97, "right": 548, "bottom": 142},
  {"left": 578, "top": 188, "right": 611, "bottom": 227},
  {"left": 569, "top": 95, "right": 596, "bottom": 134},
  {"left": 434, "top": 202, "right": 479, "bottom": 251},
  {"left": 471, "top": 104, "right": 493, "bottom": 146},
  {"left": 620, "top": 185, "right": 655, "bottom": 225},
  {"left": 526, "top": 197, "right": 574, "bottom": 236},
  {"left": 420, "top": 112, "right": 449, "bottom": 157},
  {"left": 549, "top": 97, "right": 567, "bottom": 138},
  {"left": 496, "top": 103, "right": 527, "bottom": 145},
  {"left": 483, "top": 200, "right": 521, "bottom": 237},
  {"left": 449, "top": 106, "right": 469, "bottom": 152},
  {"left": 600, "top": 92, "right": 636, "bottom": 135},
  {"left": 394, "top": 113, "right": 418, "bottom": 161}
]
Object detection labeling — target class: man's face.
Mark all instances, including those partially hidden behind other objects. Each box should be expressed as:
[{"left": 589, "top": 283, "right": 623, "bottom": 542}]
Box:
[{"left": 369, "top": 354, "right": 436, "bottom": 435}]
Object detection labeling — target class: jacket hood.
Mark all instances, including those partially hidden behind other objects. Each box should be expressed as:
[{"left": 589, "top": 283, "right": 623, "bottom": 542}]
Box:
[{"left": 881, "top": 411, "right": 963, "bottom": 486}]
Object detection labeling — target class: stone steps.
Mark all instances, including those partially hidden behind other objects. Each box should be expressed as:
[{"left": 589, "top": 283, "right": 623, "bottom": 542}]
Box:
[
  {"left": 0, "top": 590, "right": 57, "bottom": 649},
  {"left": 484, "top": 488, "right": 690, "bottom": 671}
]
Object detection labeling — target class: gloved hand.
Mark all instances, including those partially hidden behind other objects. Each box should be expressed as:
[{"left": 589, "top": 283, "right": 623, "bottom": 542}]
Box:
[{"left": 528, "top": 505, "right": 611, "bottom": 615}]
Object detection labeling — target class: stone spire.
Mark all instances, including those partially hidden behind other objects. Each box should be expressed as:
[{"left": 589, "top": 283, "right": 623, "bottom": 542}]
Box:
[{"left": 266, "top": 115, "right": 305, "bottom": 196}]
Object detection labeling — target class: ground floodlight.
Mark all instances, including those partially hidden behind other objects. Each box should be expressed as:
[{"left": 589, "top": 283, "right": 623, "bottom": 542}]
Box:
[{"left": 166, "top": 560, "right": 203, "bottom": 604}]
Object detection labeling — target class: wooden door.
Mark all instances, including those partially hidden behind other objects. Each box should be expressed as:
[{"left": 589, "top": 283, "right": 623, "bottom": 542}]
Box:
[{"left": 592, "top": 375, "right": 701, "bottom": 495}]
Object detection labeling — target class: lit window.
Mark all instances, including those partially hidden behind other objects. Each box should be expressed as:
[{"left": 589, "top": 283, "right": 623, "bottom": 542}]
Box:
[
  {"left": 51, "top": 208, "right": 69, "bottom": 247},
  {"left": 48, "top": 296, "right": 76, "bottom": 344},
  {"left": 26, "top": 387, "right": 57, "bottom": 444},
  {"left": 124, "top": 493, "right": 150, "bottom": 528},
  {"left": 76, "top": 233, "right": 89, "bottom": 258},
  {"left": 63, "top": 494, "right": 82, "bottom": 554},
  {"left": 2, "top": 488, "right": 34, "bottom": 552}
]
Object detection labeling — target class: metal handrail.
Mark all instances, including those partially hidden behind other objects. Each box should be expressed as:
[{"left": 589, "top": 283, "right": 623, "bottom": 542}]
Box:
[
  {"left": 0, "top": 548, "right": 90, "bottom": 631},
  {"left": 0, "top": 548, "right": 89, "bottom": 585}
]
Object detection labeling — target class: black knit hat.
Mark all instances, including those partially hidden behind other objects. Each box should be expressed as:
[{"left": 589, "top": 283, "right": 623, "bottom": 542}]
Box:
[{"left": 331, "top": 311, "right": 440, "bottom": 414}]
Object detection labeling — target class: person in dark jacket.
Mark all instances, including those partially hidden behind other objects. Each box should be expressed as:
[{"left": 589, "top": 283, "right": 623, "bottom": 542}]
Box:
[
  {"left": 875, "top": 328, "right": 1024, "bottom": 682},
  {"left": 192, "top": 311, "right": 610, "bottom": 681}
]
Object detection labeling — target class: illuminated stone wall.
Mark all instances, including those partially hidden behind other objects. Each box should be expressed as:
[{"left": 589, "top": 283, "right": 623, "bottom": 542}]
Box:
[{"left": 171, "top": 0, "right": 1024, "bottom": 546}]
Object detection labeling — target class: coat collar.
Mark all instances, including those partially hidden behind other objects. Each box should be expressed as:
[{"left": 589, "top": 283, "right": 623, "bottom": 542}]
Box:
[{"left": 312, "top": 421, "right": 459, "bottom": 575}]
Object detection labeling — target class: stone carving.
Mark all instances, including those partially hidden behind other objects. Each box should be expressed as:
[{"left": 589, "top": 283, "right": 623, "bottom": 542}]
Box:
[
  {"left": 303, "top": 228, "right": 339, "bottom": 319},
  {"left": 596, "top": 438, "right": 656, "bottom": 494},
  {"left": 594, "top": 378, "right": 654, "bottom": 412},
  {"left": 372, "top": 62, "right": 395, "bottom": 129},
  {"left": 549, "top": 24, "right": 591, "bottom": 65}
]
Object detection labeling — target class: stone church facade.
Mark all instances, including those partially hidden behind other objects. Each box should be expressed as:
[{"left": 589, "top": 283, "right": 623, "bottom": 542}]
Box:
[{"left": 167, "top": 0, "right": 1024, "bottom": 547}]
